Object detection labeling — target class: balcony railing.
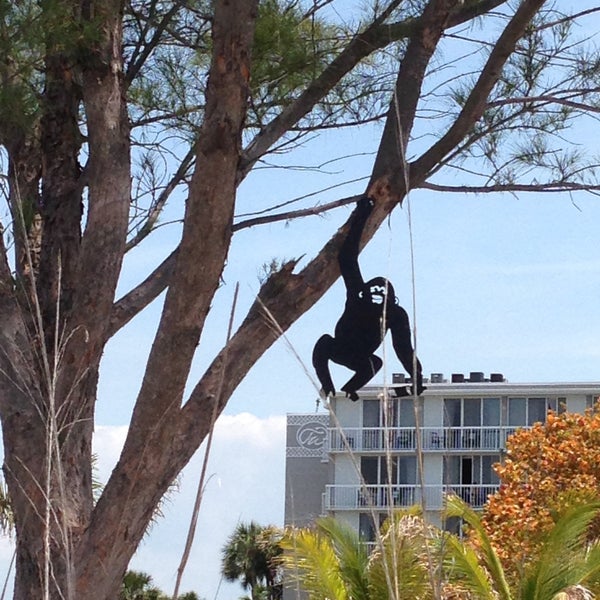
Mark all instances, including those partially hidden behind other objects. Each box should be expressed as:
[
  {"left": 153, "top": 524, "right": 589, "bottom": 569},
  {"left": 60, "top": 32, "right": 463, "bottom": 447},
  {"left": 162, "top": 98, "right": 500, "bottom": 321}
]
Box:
[
  {"left": 324, "top": 484, "right": 498, "bottom": 511},
  {"left": 328, "top": 426, "right": 520, "bottom": 453}
]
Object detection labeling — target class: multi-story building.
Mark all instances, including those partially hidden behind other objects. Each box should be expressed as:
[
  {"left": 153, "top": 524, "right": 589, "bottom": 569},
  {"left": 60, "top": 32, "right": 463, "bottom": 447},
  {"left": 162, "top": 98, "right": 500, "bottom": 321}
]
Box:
[{"left": 284, "top": 372, "right": 600, "bottom": 538}]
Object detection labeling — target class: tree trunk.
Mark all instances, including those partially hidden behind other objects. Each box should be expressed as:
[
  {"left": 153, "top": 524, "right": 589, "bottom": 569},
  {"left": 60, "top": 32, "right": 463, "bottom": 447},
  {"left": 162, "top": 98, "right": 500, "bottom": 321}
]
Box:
[
  {"left": 1, "top": 0, "right": 130, "bottom": 597},
  {"left": 75, "top": 1, "right": 258, "bottom": 597}
]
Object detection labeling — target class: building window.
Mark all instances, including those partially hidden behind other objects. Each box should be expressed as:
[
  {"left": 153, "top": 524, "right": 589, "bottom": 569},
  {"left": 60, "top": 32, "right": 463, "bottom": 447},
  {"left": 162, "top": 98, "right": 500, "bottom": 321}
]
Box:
[
  {"left": 360, "top": 456, "right": 399, "bottom": 485},
  {"left": 363, "top": 399, "right": 380, "bottom": 427},
  {"left": 359, "top": 513, "right": 387, "bottom": 542},
  {"left": 399, "top": 398, "right": 416, "bottom": 427},
  {"left": 444, "top": 455, "right": 500, "bottom": 485},
  {"left": 363, "top": 397, "right": 419, "bottom": 429},
  {"left": 508, "top": 397, "right": 550, "bottom": 426},
  {"left": 444, "top": 397, "right": 500, "bottom": 427},
  {"left": 444, "top": 455, "right": 500, "bottom": 506}
]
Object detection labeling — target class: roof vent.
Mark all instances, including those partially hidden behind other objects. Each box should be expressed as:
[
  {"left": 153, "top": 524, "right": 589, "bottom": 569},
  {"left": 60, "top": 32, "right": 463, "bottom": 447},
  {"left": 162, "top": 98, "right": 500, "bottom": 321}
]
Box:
[
  {"left": 392, "top": 373, "right": 405, "bottom": 383},
  {"left": 430, "top": 373, "right": 444, "bottom": 383},
  {"left": 451, "top": 373, "right": 465, "bottom": 383},
  {"left": 469, "top": 371, "right": 485, "bottom": 383},
  {"left": 490, "top": 373, "right": 504, "bottom": 382}
]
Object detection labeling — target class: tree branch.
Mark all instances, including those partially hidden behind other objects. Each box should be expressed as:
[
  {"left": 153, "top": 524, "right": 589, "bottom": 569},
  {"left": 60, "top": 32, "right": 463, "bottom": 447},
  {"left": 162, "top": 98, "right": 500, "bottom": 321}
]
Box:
[
  {"left": 81, "top": 0, "right": 260, "bottom": 594},
  {"left": 239, "top": 0, "right": 508, "bottom": 180},
  {"left": 125, "top": 0, "right": 187, "bottom": 85},
  {"left": 421, "top": 181, "right": 600, "bottom": 194},
  {"left": 125, "top": 145, "right": 195, "bottom": 251},
  {"left": 108, "top": 249, "right": 177, "bottom": 337},
  {"left": 369, "top": 0, "right": 459, "bottom": 194},
  {"left": 108, "top": 0, "right": 512, "bottom": 336},
  {"left": 409, "top": 0, "right": 550, "bottom": 184},
  {"left": 487, "top": 92, "right": 600, "bottom": 114}
]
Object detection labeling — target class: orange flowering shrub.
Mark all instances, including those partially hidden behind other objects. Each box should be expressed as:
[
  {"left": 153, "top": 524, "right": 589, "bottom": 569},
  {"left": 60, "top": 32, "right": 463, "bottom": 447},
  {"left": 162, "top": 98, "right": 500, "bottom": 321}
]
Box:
[{"left": 480, "top": 407, "right": 600, "bottom": 580}]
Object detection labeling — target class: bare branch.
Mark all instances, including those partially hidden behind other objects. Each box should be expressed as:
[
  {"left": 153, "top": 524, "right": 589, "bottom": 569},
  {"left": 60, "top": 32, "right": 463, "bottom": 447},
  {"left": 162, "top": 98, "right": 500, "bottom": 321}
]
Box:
[
  {"left": 488, "top": 92, "right": 600, "bottom": 114},
  {"left": 409, "top": 0, "right": 551, "bottom": 185},
  {"left": 125, "top": 0, "right": 188, "bottom": 85},
  {"left": 125, "top": 145, "right": 195, "bottom": 251},
  {"left": 234, "top": 195, "right": 359, "bottom": 231},
  {"left": 420, "top": 181, "right": 600, "bottom": 193}
]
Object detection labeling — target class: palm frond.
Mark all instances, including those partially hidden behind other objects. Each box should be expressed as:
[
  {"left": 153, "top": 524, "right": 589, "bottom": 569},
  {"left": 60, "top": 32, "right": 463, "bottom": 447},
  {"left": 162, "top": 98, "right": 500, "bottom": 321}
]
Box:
[
  {"left": 367, "top": 513, "right": 435, "bottom": 600},
  {"left": 440, "top": 531, "right": 498, "bottom": 600},
  {"left": 445, "top": 494, "right": 513, "bottom": 600},
  {"left": 281, "top": 526, "right": 347, "bottom": 600},
  {"left": 317, "top": 517, "right": 370, "bottom": 600},
  {"left": 523, "top": 502, "right": 600, "bottom": 600}
]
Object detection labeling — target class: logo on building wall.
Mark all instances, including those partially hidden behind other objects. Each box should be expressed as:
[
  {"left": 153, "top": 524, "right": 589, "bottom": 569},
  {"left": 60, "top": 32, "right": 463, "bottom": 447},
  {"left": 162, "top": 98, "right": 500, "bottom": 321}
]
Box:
[
  {"left": 286, "top": 414, "right": 329, "bottom": 458},
  {"left": 296, "top": 422, "right": 327, "bottom": 450}
]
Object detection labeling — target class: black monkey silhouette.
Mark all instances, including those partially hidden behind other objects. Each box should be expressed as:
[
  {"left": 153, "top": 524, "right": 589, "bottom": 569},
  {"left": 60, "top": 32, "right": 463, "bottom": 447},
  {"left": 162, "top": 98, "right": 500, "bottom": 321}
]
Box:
[{"left": 312, "top": 196, "right": 424, "bottom": 401}]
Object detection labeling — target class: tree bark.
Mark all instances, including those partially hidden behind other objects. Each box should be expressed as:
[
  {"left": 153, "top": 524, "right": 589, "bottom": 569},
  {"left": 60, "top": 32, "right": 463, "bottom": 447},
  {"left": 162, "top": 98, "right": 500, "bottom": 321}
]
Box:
[{"left": 1, "top": 0, "right": 131, "bottom": 597}]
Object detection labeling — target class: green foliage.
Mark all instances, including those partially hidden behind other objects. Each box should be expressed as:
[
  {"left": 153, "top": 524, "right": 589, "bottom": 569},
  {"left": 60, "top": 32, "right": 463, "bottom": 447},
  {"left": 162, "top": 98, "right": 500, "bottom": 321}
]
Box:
[
  {"left": 281, "top": 519, "right": 352, "bottom": 600},
  {"left": 282, "top": 512, "right": 437, "bottom": 600},
  {"left": 444, "top": 495, "right": 600, "bottom": 600},
  {"left": 120, "top": 571, "right": 163, "bottom": 600},
  {"left": 222, "top": 522, "right": 283, "bottom": 600},
  {"left": 317, "top": 517, "right": 370, "bottom": 600},
  {"left": 250, "top": 0, "right": 339, "bottom": 118},
  {"left": 284, "top": 501, "right": 600, "bottom": 600},
  {"left": 367, "top": 513, "right": 435, "bottom": 600},
  {"left": 446, "top": 6, "right": 600, "bottom": 188},
  {"left": 0, "top": 0, "right": 42, "bottom": 138},
  {"left": 120, "top": 570, "right": 201, "bottom": 600},
  {"left": 445, "top": 494, "right": 512, "bottom": 600}
]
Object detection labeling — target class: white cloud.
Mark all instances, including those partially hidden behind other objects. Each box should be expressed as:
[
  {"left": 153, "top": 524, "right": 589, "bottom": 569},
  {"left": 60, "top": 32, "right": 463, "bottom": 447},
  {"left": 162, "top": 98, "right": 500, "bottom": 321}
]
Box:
[
  {"left": 0, "top": 414, "right": 286, "bottom": 599},
  {"left": 93, "top": 413, "right": 287, "bottom": 599},
  {"left": 93, "top": 425, "right": 128, "bottom": 482}
]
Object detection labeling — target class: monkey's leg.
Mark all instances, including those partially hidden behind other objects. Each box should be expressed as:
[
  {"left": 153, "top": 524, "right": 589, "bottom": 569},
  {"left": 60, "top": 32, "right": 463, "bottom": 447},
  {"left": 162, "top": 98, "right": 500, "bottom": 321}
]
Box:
[
  {"left": 340, "top": 354, "right": 382, "bottom": 401},
  {"left": 312, "top": 334, "right": 337, "bottom": 396}
]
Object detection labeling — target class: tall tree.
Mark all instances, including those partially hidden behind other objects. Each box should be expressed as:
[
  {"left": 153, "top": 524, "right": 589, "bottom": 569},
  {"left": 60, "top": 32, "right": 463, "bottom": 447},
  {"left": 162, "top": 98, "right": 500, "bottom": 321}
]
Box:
[
  {"left": 480, "top": 409, "right": 600, "bottom": 588},
  {"left": 1, "top": 0, "right": 599, "bottom": 598},
  {"left": 221, "top": 522, "right": 282, "bottom": 600}
]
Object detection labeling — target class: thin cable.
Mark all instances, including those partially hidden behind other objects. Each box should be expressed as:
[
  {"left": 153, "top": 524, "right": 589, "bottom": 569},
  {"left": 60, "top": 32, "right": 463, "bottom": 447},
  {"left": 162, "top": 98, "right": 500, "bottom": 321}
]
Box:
[
  {"left": 172, "top": 283, "right": 240, "bottom": 600},
  {"left": 392, "top": 81, "right": 443, "bottom": 600}
]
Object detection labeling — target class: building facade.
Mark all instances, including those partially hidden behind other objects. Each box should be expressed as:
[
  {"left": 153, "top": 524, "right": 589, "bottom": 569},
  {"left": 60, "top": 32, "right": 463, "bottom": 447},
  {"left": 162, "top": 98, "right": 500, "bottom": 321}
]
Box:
[{"left": 284, "top": 372, "right": 600, "bottom": 538}]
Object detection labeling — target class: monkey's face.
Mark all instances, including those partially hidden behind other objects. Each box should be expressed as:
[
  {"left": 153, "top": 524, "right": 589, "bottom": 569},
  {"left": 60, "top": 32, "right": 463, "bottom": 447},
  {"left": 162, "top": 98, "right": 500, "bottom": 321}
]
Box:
[{"left": 360, "top": 277, "right": 395, "bottom": 306}]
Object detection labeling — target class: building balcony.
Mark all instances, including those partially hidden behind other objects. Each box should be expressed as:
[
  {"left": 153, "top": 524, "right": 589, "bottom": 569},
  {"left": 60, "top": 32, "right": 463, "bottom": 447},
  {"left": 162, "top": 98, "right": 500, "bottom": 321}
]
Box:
[
  {"left": 324, "top": 483, "right": 498, "bottom": 511},
  {"left": 328, "top": 426, "right": 521, "bottom": 454}
]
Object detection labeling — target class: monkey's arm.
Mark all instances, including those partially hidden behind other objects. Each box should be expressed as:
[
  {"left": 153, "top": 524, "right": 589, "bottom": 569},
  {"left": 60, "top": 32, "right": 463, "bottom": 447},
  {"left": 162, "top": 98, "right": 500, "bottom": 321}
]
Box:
[
  {"left": 338, "top": 197, "right": 373, "bottom": 295},
  {"left": 389, "top": 305, "right": 425, "bottom": 394}
]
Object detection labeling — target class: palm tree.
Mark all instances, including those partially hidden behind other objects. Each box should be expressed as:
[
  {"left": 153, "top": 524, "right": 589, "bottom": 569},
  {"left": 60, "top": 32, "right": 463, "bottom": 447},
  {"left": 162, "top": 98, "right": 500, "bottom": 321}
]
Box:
[
  {"left": 281, "top": 512, "right": 437, "bottom": 600},
  {"left": 442, "top": 495, "right": 600, "bottom": 600},
  {"left": 120, "top": 570, "right": 163, "bottom": 600},
  {"left": 282, "top": 499, "right": 600, "bottom": 600},
  {"left": 281, "top": 516, "right": 369, "bottom": 600},
  {"left": 221, "top": 521, "right": 282, "bottom": 600},
  {"left": 367, "top": 512, "right": 438, "bottom": 600}
]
